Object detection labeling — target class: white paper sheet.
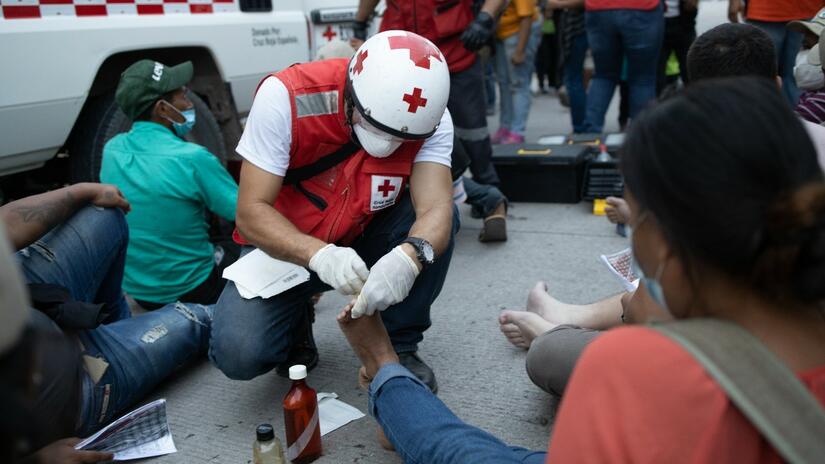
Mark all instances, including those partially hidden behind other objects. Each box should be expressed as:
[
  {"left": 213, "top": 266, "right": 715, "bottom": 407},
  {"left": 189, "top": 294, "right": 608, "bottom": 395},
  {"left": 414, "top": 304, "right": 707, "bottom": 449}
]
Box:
[
  {"left": 317, "top": 392, "right": 366, "bottom": 436},
  {"left": 75, "top": 399, "right": 177, "bottom": 461},
  {"left": 222, "top": 249, "right": 310, "bottom": 299},
  {"left": 600, "top": 248, "right": 640, "bottom": 292}
]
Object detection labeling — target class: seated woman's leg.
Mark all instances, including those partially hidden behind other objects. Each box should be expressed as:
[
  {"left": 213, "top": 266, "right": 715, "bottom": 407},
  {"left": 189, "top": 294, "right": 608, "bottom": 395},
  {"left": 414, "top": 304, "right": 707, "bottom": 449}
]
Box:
[
  {"left": 16, "top": 206, "right": 130, "bottom": 322},
  {"left": 337, "top": 308, "right": 546, "bottom": 464},
  {"left": 75, "top": 302, "right": 212, "bottom": 436},
  {"left": 526, "top": 325, "right": 601, "bottom": 396}
]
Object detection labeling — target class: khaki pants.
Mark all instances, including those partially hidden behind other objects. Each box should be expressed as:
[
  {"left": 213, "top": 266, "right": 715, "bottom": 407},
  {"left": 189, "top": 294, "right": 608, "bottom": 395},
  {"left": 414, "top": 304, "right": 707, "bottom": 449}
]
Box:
[{"left": 525, "top": 324, "right": 601, "bottom": 396}]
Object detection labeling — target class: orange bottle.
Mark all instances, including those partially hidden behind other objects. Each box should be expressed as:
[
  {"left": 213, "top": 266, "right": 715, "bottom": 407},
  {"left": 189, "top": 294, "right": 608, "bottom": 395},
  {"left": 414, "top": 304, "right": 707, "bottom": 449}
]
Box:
[{"left": 283, "top": 365, "right": 322, "bottom": 463}]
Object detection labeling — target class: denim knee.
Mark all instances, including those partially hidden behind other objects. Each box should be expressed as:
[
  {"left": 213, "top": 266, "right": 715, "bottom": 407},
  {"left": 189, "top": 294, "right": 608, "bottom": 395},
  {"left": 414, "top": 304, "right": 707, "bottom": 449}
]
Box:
[
  {"left": 74, "top": 206, "right": 129, "bottom": 248},
  {"left": 209, "top": 331, "right": 289, "bottom": 380}
]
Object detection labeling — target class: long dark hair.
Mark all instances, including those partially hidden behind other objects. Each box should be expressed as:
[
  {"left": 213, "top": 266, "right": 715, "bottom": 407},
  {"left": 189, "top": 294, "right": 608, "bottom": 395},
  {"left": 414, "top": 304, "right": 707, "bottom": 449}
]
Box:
[{"left": 621, "top": 77, "right": 825, "bottom": 304}]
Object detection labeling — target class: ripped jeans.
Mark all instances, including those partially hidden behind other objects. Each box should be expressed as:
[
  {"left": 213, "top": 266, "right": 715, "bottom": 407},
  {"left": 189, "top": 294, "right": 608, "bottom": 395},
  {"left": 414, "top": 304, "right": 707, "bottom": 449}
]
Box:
[{"left": 15, "top": 206, "right": 213, "bottom": 436}]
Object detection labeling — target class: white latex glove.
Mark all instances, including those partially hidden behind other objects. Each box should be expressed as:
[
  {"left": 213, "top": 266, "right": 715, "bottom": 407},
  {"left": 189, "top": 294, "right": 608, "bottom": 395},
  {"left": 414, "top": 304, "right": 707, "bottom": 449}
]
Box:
[
  {"left": 351, "top": 246, "right": 420, "bottom": 319},
  {"left": 308, "top": 244, "right": 370, "bottom": 295}
]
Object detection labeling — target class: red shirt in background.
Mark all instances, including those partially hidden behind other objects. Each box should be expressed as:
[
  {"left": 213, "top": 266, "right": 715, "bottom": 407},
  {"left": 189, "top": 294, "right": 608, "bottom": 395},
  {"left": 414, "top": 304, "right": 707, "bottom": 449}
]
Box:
[
  {"left": 747, "top": 0, "right": 824, "bottom": 22},
  {"left": 547, "top": 326, "right": 825, "bottom": 463},
  {"left": 585, "top": 0, "right": 659, "bottom": 11}
]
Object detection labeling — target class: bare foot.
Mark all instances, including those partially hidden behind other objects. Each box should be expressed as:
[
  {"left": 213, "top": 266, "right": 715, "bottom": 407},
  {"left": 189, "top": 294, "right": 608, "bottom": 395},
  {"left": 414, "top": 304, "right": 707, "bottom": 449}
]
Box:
[
  {"left": 337, "top": 303, "right": 399, "bottom": 379},
  {"left": 605, "top": 196, "right": 630, "bottom": 225},
  {"left": 498, "top": 310, "right": 557, "bottom": 349}
]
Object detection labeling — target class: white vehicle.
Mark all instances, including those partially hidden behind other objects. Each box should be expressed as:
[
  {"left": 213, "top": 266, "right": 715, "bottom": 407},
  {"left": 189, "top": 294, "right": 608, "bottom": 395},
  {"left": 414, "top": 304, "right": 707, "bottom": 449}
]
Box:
[{"left": 0, "top": 0, "right": 378, "bottom": 184}]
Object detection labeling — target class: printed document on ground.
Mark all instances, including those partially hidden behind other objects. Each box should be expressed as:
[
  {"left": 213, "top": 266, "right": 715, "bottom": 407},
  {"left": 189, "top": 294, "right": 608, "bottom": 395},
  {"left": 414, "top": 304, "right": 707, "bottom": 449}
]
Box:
[{"left": 75, "top": 399, "right": 176, "bottom": 461}]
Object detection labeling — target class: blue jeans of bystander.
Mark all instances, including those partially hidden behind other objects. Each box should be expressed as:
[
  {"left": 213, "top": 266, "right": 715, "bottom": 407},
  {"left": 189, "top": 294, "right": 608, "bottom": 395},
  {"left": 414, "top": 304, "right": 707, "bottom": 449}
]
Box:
[
  {"left": 495, "top": 20, "right": 543, "bottom": 136},
  {"left": 563, "top": 32, "right": 589, "bottom": 133},
  {"left": 583, "top": 5, "right": 664, "bottom": 133},
  {"left": 748, "top": 20, "right": 802, "bottom": 106}
]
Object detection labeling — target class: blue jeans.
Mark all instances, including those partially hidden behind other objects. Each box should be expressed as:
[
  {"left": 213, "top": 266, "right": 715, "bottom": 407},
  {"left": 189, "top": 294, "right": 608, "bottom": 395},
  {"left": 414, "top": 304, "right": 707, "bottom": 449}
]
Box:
[
  {"left": 495, "top": 20, "right": 543, "bottom": 136},
  {"left": 209, "top": 192, "right": 460, "bottom": 380},
  {"left": 583, "top": 5, "right": 664, "bottom": 133},
  {"left": 748, "top": 19, "right": 802, "bottom": 105},
  {"left": 563, "top": 32, "right": 589, "bottom": 133},
  {"left": 463, "top": 176, "right": 507, "bottom": 218},
  {"left": 369, "top": 364, "right": 547, "bottom": 464},
  {"left": 16, "top": 207, "right": 212, "bottom": 436}
]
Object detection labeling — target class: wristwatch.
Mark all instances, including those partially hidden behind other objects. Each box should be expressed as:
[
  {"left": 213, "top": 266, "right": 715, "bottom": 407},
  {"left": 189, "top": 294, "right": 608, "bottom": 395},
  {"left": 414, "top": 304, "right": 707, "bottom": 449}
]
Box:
[{"left": 402, "top": 237, "right": 435, "bottom": 269}]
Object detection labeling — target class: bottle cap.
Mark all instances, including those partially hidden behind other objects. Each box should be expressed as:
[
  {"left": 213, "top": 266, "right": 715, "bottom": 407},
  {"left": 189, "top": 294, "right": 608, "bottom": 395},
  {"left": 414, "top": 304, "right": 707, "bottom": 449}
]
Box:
[
  {"left": 289, "top": 364, "right": 307, "bottom": 380},
  {"left": 256, "top": 423, "right": 275, "bottom": 442}
]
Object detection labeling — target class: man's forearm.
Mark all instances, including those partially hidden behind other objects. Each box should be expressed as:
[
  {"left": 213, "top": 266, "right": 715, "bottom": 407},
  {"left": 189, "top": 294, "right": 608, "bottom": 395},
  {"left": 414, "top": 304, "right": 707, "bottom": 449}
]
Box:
[
  {"left": 515, "top": 15, "right": 533, "bottom": 54},
  {"left": 355, "top": 0, "right": 380, "bottom": 22},
  {"left": 0, "top": 184, "right": 95, "bottom": 251},
  {"left": 406, "top": 200, "right": 453, "bottom": 258},
  {"left": 237, "top": 202, "right": 327, "bottom": 267}
]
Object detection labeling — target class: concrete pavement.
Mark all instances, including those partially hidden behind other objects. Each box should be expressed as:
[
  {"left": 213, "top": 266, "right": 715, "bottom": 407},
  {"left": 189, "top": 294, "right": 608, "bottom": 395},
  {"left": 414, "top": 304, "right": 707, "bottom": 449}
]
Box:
[{"left": 134, "top": 90, "right": 629, "bottom": 463}]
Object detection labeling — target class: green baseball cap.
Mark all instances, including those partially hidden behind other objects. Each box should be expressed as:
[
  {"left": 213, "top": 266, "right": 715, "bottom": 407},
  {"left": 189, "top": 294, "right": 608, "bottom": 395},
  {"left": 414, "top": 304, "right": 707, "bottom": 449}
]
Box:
[{"left": 115, "top": 59, "right": 193, "bottom": 120}]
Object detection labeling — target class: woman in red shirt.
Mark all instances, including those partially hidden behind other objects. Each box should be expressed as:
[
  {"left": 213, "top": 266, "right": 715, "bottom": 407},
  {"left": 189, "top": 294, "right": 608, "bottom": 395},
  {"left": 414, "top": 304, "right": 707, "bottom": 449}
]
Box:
[{"left": 336, "top": 76, "right": 825, "bottom": 463}]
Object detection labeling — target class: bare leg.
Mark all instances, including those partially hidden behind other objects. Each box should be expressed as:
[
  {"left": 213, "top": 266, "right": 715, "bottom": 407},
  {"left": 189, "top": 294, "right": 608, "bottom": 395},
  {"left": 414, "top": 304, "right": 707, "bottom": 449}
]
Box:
[
  {"left": 337, "top": 304, "right": 399, "bottom": 379},
  {"left": 498, "top": 311, "right": 557, "bottom": 349}
]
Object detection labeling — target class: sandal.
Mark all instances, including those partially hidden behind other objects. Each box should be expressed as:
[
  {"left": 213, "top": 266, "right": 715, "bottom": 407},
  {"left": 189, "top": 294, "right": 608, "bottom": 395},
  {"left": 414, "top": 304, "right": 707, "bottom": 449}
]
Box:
[{"left": 479, "top": 214, "right": 507, "bottom": 242}]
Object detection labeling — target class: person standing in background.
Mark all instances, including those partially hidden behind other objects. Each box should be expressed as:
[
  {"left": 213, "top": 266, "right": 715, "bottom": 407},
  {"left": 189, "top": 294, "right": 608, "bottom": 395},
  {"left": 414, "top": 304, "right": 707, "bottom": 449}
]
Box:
[
  {"left": 549, "top": 0, "right": 588, "bottom": 133},
  {"left": 657, "top": 0, "right": 697, "bottom": 93},
  {"left": 535, "top": 2, "right": 561, "bottom": 95},
  {"left": 729, "top": 0, "right": 825, "bottom": 105},
  {"left": 492, "top": 0, "right": 543, "bottom": 144},
  {"left": 582, "top": 0, "right": 664, "bottom": 133}
]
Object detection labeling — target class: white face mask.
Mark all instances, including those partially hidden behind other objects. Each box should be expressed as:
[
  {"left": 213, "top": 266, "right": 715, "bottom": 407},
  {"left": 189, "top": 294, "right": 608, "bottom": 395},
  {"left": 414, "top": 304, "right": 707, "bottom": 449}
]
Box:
[
  {"left": 352, "top": 110, "right": 404, "bottom": 158},
  {"left": 794, "top": 62, "right": 825, "bottom": 91}
]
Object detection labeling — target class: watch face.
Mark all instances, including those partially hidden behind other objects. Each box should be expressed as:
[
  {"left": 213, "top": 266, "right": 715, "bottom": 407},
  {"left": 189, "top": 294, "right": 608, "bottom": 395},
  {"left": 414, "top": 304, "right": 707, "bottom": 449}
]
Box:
[{"left": 422, "top": 241, "right": 435, "bottom": 263}]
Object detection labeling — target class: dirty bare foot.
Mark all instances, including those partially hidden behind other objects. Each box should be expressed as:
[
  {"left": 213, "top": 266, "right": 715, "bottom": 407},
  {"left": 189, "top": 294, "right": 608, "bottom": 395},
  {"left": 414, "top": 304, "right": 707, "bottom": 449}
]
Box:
[
  {"left": 605, "top": 196, "right": 630, "bottom": 225},
  {"left": 499, "top": 310, "right": 557, "bottom": 349},
  {"left": 337, "top": 303, "right": 399, "bottom": 379}
]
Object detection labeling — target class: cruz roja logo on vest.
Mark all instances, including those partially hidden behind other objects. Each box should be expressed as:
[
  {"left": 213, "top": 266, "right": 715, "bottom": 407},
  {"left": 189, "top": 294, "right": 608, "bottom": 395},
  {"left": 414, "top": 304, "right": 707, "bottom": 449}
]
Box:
[{"left": 370, "top": 176, "right": 403, "bottom": 211}]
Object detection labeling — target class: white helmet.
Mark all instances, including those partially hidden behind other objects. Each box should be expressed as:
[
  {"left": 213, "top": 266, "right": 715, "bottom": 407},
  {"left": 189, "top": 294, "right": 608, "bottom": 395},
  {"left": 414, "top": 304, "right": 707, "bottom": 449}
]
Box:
[{"left": 347, "top": 30, "right": 450, "bottom": 157}]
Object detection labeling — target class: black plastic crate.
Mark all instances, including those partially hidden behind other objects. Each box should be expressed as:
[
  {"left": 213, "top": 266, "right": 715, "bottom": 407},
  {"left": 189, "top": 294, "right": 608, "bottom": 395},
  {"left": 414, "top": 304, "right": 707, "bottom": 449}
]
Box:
[
  {"left": 491, "top": 144, "right": 592, "bottom": 203},
  {"left": 582, "top": 158, "right": 624, "bottom": 200}
]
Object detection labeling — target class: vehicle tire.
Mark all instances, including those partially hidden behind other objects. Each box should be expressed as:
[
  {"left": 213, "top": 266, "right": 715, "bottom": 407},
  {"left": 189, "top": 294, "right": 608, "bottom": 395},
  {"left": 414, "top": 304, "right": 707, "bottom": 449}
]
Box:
[{"left": 68, "top": 91, "right": 226, "bottom": 182}]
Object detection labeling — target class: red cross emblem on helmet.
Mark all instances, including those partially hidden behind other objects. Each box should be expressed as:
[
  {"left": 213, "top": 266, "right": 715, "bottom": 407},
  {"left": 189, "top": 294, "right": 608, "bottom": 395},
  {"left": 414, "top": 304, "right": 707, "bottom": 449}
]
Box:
[{"left": 347, "top": 30, "right": 450, "bottom": 141}]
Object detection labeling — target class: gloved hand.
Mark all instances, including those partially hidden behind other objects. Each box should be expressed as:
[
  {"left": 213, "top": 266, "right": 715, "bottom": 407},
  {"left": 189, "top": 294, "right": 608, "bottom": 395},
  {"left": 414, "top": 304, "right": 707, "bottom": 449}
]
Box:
[
  {"left": 461, "top": 12, "right": 495, "bottom": 52},
  {"left": 308, "top": 244, "right": 370, "bottom": 295},
  {"left": 352, "top": 20, "right": 369, "bottom": 41},
  {"left": 351, "top": 246, "right": 420, "bottom": 318}
]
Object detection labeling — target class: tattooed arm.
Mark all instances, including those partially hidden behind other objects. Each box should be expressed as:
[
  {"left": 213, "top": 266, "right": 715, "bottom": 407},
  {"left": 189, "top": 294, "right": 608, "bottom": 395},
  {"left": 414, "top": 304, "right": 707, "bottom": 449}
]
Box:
[{"left": 0, "top": 183, "right": 130, "bottom": 251}]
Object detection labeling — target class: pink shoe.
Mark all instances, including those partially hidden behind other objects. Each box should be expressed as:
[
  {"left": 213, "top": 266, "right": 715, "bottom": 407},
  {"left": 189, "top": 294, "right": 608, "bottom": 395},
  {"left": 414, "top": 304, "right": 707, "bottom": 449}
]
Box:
[
  {"left": 491, "top": 127, "right": 510, "bottom": 144},
  {"left": 501, "top": 132, "right": 525, "bottom": 144}
]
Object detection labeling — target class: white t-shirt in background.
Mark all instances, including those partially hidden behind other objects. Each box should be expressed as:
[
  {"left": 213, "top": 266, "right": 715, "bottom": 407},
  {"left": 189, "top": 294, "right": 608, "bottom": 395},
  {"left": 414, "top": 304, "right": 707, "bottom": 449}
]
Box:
[{"left": 236, "top": 76, "right": 453, "bottom": 177}]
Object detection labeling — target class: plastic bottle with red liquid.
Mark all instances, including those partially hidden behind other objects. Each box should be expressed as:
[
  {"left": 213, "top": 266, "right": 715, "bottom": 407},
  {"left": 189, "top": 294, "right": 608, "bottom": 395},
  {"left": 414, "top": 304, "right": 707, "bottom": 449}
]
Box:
[{"left": 283, "top": 364, "right": 322, "bottom": 463}]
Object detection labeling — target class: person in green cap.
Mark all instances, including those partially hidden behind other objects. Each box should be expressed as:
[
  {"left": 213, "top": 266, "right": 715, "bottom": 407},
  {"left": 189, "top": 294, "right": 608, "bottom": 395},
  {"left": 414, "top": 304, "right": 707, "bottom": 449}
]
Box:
[{"left": 100, "top": 59, "right": 239, "bottom": 310}]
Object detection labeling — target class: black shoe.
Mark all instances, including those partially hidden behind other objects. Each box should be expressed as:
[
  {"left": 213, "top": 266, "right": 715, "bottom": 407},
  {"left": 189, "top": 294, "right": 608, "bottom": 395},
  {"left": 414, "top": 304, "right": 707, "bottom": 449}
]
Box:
[
  {"left": 276, "top": 300, "right": 319, "bottom": 378},
  {"left": 398, "top": 352, "right": 438, "bottom": 393}
]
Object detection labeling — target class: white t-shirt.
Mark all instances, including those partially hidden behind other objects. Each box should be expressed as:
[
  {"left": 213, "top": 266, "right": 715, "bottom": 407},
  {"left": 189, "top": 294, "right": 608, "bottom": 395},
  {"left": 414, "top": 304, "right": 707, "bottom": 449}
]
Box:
[{"left": 237, "top": 76, "right": 453, "bottom": 177}]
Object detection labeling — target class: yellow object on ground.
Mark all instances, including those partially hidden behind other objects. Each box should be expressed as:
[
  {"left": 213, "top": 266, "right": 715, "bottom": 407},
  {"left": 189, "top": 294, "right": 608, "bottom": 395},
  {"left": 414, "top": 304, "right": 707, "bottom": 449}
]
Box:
[{"left": 593, "top": 199, "right": 607, "bottom": 216}]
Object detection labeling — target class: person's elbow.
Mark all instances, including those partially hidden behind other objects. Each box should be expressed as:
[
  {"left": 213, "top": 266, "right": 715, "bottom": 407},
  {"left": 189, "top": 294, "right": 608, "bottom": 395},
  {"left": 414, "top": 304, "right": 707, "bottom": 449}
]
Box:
[{"left": 235, "top": 199, "right": 259, "bottom": 239}]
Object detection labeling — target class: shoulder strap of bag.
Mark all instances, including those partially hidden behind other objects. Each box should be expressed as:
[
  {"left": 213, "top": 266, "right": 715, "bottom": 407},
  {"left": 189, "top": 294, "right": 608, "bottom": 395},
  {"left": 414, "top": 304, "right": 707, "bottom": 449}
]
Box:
[
  {"left": 283, "top": 141, "right": 360, "bottom": 186},
  {"left": 651, "top": 318, "right": 825, "bottom": 464}
]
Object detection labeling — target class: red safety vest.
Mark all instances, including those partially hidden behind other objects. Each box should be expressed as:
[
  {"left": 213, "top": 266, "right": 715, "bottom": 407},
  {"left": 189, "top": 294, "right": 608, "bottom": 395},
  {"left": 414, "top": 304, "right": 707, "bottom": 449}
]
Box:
[
  {"left": 233, "top": 59, "right": 424, "bottom": 247},
  {"left": 381, "top": 0, "right": 476, "bottom": 73}
]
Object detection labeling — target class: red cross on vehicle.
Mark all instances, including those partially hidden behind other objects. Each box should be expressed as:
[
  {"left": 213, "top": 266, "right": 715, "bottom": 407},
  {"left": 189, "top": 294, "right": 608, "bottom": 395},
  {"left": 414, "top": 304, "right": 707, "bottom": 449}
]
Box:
[
  {"left": 322, "top": 25, "right": 337, "bottom": 42},
  {"left": 377, "top": 179, "right": 397, "bottom": 197},
  {"left": 388, "top": 34, "right": 443, "bottom": 70},
  {"left": 402, "top": 87, "right": 428, "bottom": 113},
  {"left": 353, "top": 50, "right": 368, "bottom": 75}
]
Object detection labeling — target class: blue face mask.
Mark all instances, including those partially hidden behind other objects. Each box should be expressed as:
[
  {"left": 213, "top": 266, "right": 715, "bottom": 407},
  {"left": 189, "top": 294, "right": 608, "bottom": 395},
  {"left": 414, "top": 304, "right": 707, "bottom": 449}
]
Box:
[
  {"left": 630, "top": 253, "right": 669, "bottom": 314},
  {"left": 628, "top": 214, "right": 670, "bottom": 314},
  {"left": 164, "top": 102, "right": 196, "bottom": 137}
]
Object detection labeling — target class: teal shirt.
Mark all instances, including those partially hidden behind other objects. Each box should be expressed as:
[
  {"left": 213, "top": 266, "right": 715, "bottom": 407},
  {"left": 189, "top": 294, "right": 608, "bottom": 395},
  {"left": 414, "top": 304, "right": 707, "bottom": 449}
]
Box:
[{"left": 100, "top": 122, "right": 238, "bottom": 303}]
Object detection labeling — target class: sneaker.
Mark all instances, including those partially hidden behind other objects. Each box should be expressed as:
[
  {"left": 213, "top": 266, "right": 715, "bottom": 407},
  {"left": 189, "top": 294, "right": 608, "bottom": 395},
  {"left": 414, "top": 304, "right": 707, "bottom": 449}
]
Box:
[
  {"left": 490, "top": 127, "right": 510, "bottom": 144},
  {"left": 501, "top": 132, "right": 525, "bottom": 145}
]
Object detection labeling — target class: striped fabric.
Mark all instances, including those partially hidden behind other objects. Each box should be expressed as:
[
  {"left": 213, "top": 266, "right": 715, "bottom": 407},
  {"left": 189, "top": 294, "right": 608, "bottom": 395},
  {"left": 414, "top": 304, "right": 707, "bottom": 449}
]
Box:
[
  {"left": 0, "top": 0, "right": 237, "bottom": 19},
  {"left": 796, "top": 90, "right": 825, "bottom": 125}
]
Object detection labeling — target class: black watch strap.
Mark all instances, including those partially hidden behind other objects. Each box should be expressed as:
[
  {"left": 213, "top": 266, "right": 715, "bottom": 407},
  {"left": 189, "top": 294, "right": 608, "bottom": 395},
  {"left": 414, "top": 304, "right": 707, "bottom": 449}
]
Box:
[{"left": 402, "top": 237, "right": 434, "bottom": 268}]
